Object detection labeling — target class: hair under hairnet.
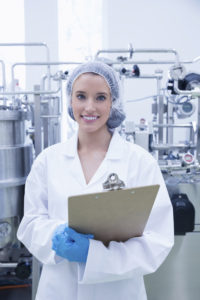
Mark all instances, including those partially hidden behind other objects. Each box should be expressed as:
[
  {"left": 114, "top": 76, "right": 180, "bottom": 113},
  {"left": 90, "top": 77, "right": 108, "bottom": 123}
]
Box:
[{"left": 66, "top": 61, "right": 126, "bottom": 129}]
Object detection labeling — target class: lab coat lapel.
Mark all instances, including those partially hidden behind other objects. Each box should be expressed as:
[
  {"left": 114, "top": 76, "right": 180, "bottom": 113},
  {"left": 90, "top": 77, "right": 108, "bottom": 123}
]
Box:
[
  {"left": 88, "top": 158, "right": 108, "bottom": 186},
  {"left": 62, "top": 131, "right": 86, "bottom": 187},
  {"left": 70, "top": 154, "right": 87, "bottom": 187}
]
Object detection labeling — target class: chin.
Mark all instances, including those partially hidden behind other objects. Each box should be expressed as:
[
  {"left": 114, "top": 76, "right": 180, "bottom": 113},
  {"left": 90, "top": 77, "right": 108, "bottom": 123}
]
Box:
[{"left": 79, "top": 124, "right": 107, "bottom": 134}]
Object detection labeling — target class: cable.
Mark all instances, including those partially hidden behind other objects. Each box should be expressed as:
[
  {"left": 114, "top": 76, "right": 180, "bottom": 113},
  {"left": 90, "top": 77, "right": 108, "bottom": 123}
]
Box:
[{"left": 0, "top": 284, "right": 31, "bottom": 290}]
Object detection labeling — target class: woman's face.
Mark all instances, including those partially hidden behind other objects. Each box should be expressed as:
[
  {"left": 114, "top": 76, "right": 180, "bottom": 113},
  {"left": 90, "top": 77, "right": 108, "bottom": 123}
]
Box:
[{"left": 71, "top": 73, "right": 112, "bottom": 133}]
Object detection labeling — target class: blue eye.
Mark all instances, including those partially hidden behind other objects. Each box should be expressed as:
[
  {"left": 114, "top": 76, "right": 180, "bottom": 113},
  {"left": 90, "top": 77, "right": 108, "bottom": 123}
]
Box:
[
  {"left": 97, "top": 95, "right": 106, "bottom": 101},
  {"left": 77, "top": 94, "right": 86, "bottom": 100}
]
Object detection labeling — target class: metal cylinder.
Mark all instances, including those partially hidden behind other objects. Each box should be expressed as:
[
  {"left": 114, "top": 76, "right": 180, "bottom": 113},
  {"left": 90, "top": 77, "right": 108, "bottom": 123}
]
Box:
[
  {"left": 0, "top": 110, "right": 27, "bottom": 146},
  {"left": 0, "top": 109, "right": 33, "bottom": 252}
]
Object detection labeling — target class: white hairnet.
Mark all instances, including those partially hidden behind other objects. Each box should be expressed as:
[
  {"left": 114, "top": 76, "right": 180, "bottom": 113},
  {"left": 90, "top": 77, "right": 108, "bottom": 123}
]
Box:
[{"left": 66, "top": 61, "right": 126, "bottom": 128}]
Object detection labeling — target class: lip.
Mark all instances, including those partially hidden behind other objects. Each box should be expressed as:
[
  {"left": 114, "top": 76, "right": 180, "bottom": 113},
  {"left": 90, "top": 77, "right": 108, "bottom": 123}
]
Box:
[{"left": 81, "top": 115, "right": 99, "bottom": 123}]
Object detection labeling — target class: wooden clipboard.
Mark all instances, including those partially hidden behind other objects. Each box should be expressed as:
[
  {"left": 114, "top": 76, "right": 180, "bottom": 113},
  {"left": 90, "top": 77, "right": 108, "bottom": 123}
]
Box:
[{"left": 68, "top": 184, "right": 160, "bottom": 245}]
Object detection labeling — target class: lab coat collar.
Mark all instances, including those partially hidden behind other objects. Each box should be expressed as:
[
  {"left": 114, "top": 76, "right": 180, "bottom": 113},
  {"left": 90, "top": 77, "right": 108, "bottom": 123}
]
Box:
[{"left": 62, "top": 129, "right": 125, "bottom": 160}]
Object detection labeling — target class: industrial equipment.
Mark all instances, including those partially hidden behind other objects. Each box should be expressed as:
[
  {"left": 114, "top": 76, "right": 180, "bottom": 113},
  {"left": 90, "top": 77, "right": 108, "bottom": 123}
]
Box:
[
  {"left": 0, "top": 106, "right": 33, "bottom": 284},
  {"left": 96, "top": 46, "right": 200, "bottom": 299},
  {"left": 0, "top": 43, "right": 200, "bottom": 300}
]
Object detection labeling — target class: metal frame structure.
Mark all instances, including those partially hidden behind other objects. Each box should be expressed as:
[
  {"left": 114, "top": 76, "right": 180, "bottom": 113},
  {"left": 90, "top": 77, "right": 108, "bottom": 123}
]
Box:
[{"left": 0, "top": 44, "right": 200, "bottom": 299}]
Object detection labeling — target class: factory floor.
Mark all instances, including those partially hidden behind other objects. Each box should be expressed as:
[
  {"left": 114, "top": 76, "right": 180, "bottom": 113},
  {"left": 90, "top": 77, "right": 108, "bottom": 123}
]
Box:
[{"left": 0, "top": 286, "right": 31, "bottom": 300}]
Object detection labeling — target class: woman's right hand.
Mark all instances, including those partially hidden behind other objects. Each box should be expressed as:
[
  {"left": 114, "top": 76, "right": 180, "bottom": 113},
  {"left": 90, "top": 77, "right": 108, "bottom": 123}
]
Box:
[{"left": 52, "top": 224, "right": 94, "bottom": 263}]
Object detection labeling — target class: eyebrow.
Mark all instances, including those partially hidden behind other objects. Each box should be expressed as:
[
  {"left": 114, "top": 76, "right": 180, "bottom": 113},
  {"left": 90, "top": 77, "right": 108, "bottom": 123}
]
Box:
[
  {"left": 75, "top": 91, "right": 109, "bottom": 96},
  {"left": 75, "top": 90, "right": 86, "bottom": 94},
  {"left": 96, "top": 92, "right": 109, "bottom": 96}
]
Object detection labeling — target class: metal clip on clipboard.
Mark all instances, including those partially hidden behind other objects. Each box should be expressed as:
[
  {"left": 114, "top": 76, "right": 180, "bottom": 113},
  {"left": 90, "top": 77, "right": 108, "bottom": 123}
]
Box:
[{"left": 103, "top": 173, "right": 125, "bottom": 191}]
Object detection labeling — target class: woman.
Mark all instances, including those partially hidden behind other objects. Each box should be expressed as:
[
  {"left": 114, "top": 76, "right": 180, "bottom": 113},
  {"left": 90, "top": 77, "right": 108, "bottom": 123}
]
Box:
[{"left": 17, "top": 61, "right": 174, "bottom": 300}]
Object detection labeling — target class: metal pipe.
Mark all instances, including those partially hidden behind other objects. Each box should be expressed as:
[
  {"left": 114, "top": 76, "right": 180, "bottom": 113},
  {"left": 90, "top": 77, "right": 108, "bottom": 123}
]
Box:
[
  {"left": 41, "top": 114, "right": 61, "bottom": 118},
  {"left": 156, "top": 70, "right": 164, "bottom": 152},
  {"left": 153, "top": 124, "right": 193, "bottom": 128},
  {"left": 96, "top": 47, "right": 180, "bottom": 60},
  {"left": 40, "top": 74, "right": 48, "bottom": 91},
  {"left": 0, "top": 86, "right": 60, "bottom": 96},
  {"left": 96, "top": 57, "right": 200, "bottom": 65},
  {"left": 114, "top": 60, "right": 191, "bottom": 65},
  {"left": 119, "top": 74, "right": 162, "bottom": 79},
  {"left": 96, "top": 48, "right": 133, "bottom": 57},
  {"left": 12, "top": 61, "right": 82, "bottom": 67},
  {"left": 151, "top": 143, "right": 196, "bottom": 150},
  {"left": 0, "top": 262, "right": 18, "bottom": 268},
  {"left": 197, "top": 97, "right": 200, "bottom": 163},
  {"left": 173, "top": 80, "right": 200, "bottom": 96},
  {"left": 0, "top": 60, "right": 6, "bottom": 91},
  {"left": 0, "top": 43, "right": 50, "bottom": 92},
  {"left": 34, "top": 85, "right": 42, "bottom": 156},
  {"left": 11, "top": 61, "right": 81, "bottom": 94}
]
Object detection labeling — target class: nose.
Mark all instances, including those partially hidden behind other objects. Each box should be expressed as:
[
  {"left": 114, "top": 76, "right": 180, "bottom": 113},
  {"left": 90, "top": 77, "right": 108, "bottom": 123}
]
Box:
[{"left": 85, "top": 98, "right": 96, "bottom": 113}]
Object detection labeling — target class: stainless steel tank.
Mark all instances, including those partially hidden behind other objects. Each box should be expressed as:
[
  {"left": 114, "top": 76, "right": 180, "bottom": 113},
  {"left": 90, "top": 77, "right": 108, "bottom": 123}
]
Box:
[{"left": 0, "top": 109, "right": 33, "bottom": 259}]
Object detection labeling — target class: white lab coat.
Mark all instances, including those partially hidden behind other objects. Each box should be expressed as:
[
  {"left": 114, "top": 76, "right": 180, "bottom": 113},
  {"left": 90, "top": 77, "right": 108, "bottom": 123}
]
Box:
[{"left": 17, "top": 130, "right": 174, "bottom": 300}]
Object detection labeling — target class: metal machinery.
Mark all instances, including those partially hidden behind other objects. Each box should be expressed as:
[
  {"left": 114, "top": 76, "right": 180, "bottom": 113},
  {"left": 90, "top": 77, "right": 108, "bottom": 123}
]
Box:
[
  {"left": 95, "top": 46, "right": 200, "bottom": 300},
  {"left": 0, "top": 107, "right": 33, "bottom": 283},
  {"left": 0, "top": 43, "right": 76, "bottom": 295},
  {"left": 0, "top": 43, "right": 200, "bottom": 300}
]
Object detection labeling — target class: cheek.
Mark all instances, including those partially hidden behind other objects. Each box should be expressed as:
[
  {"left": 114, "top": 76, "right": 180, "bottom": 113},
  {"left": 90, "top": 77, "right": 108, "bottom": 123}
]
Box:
[{"left": 71, "top": 100, "right": 80, "bottom": 114}]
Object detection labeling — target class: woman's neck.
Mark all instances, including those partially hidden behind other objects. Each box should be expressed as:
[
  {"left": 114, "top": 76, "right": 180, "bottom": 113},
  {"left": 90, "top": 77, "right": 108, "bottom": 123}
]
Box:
[{"left": 78, "top": 127, "right": 112, "bottom": 153}]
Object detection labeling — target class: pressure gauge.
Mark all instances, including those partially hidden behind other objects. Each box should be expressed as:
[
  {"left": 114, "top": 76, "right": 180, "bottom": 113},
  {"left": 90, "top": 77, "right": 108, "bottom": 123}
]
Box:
[
  {"left": 182, "top": 153, "right": 194, "bottom": 165},
  {"left": 169, "top": 64, "right": 186, "bottom": 80},
  {"left": 176, "top": 101, "right": 195, "bottom": 119}
]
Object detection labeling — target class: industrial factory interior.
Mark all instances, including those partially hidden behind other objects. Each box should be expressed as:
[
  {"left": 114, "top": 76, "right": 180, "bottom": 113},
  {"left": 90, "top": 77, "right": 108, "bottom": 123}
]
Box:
[{"left": 0, "top": 0, "right": 200, "bottom": 299}]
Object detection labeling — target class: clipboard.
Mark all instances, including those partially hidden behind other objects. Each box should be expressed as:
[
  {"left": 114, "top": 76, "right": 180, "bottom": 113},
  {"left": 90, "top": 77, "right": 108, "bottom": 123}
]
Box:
[{"left": 68, "top": 182, "right": 160, "bottom": 245}]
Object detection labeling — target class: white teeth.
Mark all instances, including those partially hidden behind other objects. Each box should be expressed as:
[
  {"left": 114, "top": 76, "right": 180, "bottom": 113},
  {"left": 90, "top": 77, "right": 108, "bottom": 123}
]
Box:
[{"left": 83, "top": 116, "right": 98, "bottom": 120}]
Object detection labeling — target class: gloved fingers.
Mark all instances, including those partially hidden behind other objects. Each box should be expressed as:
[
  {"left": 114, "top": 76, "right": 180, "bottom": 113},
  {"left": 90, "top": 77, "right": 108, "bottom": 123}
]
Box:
[
  {"left": 52, "top": 236, "right": 74, "bottom": 256},
  {"left": 52, "top": 232, "right": 65, "bottom": 244},
  {"left": 65, "top": 227, "right": 94, "bottom": 241},
  {"left": 53, "top": 223, "right": 68, "bottom": 237},
  {"left": 79, "top": 233, "right": 94, "bottom": 239}
]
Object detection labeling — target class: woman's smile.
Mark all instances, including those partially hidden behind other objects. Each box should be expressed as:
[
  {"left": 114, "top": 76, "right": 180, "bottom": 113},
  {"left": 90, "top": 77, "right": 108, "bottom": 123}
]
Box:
[{"left": 81, "top": 115, "right": 100, "bottom": 122}]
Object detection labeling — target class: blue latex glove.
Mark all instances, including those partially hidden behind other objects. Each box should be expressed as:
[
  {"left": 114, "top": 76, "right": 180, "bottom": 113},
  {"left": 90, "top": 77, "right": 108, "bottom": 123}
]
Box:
[{"left": 52, "top": 224, "right": 94, "bottom": 263}]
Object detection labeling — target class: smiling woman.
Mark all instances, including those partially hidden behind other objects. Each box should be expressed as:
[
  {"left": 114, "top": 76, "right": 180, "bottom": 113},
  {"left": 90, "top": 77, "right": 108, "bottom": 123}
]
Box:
[
  {"left": 71, "top": 73, "right": 112, "bottom": 134},
  {"left": 67, "top": 61, "right": 125, "bottom": 184},
  {"left": 17, "top": 60, "right": 174, "bottom": 300}
]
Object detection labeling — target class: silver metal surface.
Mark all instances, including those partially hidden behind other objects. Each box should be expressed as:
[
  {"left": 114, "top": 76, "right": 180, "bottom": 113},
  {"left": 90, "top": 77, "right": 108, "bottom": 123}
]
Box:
[
  {"left": 0, "top": 262, "right": 18, "bottom": 268},
  {"left": 197, "top": 97, "right": 200, "bottom": 163},
  {"left": 174, "top": 80, "right": 200, "bottom": 96},
  {"left": 0, "top": 60, "right": 6, "bottom": 91},
  {"left": 0, "top": 145, "right": 32, "bottom": 181},
  {"left": 0, "top": 107, "right": 33, "bottom": 253},
  {"left": 96, "top": 47, "right": 180, "bottom": 62},
  {"left": 103, "top": 173, "right": 125, "bottom": 190},
  {"left": 0, "top": 186, "right": 24, "bottom": 219},
  {"left": 0, "top": 111, "right": 26, "bottom": 146},
  {"left": 145, "top": 182, "right": 200, "bottom": 300},
  {"left": 157, "top": 78, "right": 164, "bottom": 151},
  {"left": 151, "top": 143, "right": 196, "bottom": 151},
  {"left": 34, "top": 85, "right": 42, "bottom": 155},
  {"left": 0, "top": 42, "right": 50, "bottom": 92}
]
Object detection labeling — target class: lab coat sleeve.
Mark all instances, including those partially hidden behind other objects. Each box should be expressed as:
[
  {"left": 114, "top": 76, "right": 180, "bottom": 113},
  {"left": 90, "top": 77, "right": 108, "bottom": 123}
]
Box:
[
  {"left": 17, "top": 151, "right": 64, "bottom": 265},
  {"left": 78, "top": 161, "right": 174, "bottom": 284}
]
